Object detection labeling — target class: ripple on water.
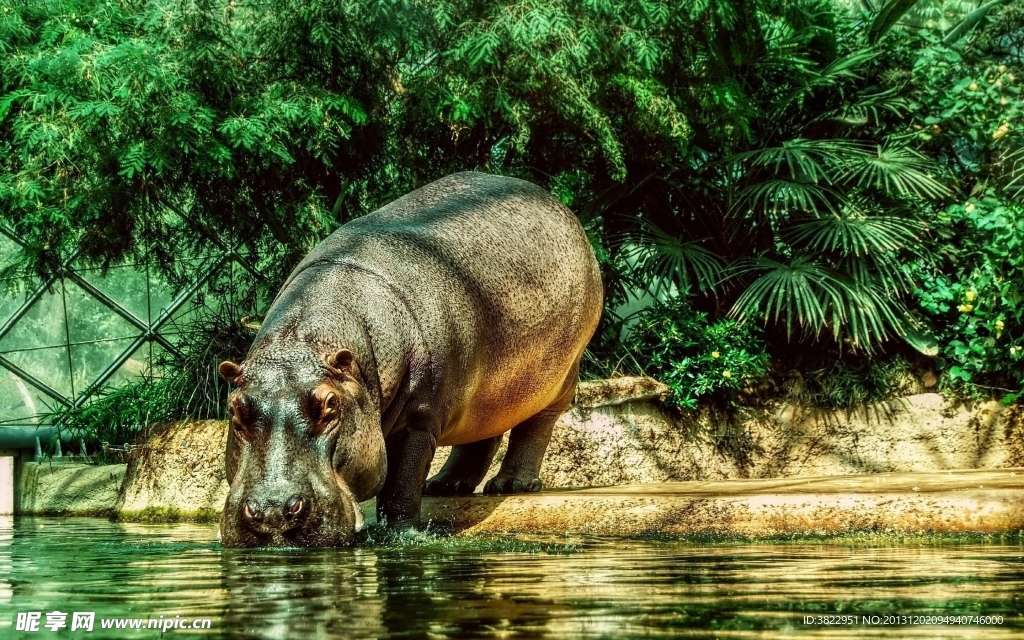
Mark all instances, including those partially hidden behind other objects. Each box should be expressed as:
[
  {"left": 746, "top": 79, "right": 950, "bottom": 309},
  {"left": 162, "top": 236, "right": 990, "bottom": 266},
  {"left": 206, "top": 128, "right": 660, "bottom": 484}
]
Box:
[{"left": 0, "top": 518, "right": 1022, "bottom": 639}]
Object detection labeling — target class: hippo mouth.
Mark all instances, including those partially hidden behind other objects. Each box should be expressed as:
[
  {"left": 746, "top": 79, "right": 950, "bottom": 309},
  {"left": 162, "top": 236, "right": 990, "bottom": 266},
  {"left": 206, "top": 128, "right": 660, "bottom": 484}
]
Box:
[{"left": 220, "top": 477, "right": 364, "bottom": 548}]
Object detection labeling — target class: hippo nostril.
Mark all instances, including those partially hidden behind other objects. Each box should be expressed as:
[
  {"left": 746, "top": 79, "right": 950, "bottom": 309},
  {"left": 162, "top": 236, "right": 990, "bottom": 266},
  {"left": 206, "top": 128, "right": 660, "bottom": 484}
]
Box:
[
  {"left": 244, "top": 501, "right": 263, "bottom": 522},
  {"left": 284, "top": 495, "right": 304, "bottom": 520}
]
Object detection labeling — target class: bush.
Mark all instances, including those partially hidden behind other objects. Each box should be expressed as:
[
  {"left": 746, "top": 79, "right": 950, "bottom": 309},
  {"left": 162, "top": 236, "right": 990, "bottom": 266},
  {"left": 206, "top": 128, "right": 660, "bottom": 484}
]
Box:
[
  {"left": 913, "top": 192, "right": 1024, "bottom": 402},
  {"left": 623, "top": 297, "right": 769, "bottom": 410},
  {"left": 784, "top": 356, "right": 920, "bottom": 411}
]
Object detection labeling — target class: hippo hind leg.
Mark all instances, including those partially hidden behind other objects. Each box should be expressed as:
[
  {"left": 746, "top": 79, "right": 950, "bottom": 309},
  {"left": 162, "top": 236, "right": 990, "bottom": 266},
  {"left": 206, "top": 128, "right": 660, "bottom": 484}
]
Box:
[
  {"left": 423, "top": 436, "right": 501, "bottom": 496},
  {"left": 483, "top": 409, "right": 557, "bottom": 494},
  {"left": 484, "top": 369, "right": 577, "bottom": 495}
]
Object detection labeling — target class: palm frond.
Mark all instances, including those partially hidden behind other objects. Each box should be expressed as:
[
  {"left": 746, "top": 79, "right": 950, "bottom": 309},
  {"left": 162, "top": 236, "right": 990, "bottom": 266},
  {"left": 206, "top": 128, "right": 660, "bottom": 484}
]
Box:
[
  {"left": 727, "top": 138, "right": 864, "bottom": 183},
  {"left": 836, "top": 253, "right": 916, "bottom": 293},
  {"left": 734, "top": 179, "right": 839, "bottom": 217},
  {"left": 773, "top": 48, "right": 879, "bottom": 114},
  {"left": 832, "top": 280, "right": 905, "bottom": 351},
  {"left": 824, "top": 87, "right": 909, "bottom": 127},
  {"left": 787, "top": 213, "right": 924, "bottom": 257},
  {"left": 622, "top": 222, "right": 724, "bottom": 296},
  {"left": 840, "top": 145, "right": 950, "bottom": 199},
  {"left": 727, "top": 257, "right": 844, "bottom": 339},
  {"left": 728, "top": 256, "right": 912, "bottom": 352}
]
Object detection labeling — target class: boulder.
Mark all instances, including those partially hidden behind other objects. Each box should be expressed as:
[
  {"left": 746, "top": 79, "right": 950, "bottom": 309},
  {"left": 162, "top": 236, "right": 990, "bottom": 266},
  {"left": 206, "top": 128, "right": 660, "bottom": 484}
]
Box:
[{"left": 114, "top": 420, "right": 229, "bottom": 521}]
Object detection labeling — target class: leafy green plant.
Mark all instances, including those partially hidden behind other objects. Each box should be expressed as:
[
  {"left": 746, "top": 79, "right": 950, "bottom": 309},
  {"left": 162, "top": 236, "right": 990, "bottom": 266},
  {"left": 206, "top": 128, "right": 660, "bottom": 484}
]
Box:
[
  {"left": 5, "top": 0, "right": 1024, "bottom": 428},
  {"left": 629, "top": 42, "right": 948, "bottom": 353},
  {"left": 913, "top": 193, "right": 1024, "bottom": 401},
  {"left": 785, "top": 355, "right": 920, "bottom": 411},
  {"left": 904, "top": 3, "right": 1024, "bottom": 401},
  {"left": 622, "top": 297, "right": 769, "bottom": 410}
]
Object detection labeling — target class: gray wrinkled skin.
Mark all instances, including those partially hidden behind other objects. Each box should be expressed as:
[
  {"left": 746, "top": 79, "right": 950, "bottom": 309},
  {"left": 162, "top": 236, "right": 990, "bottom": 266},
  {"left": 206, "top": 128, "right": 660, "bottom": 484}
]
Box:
[{"left": 219, "top": 172, "right": 603, "bottom": 547}]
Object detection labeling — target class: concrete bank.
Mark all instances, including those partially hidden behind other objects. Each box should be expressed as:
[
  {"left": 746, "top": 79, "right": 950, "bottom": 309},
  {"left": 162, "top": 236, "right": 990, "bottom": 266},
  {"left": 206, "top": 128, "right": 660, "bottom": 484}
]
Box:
[
  {"left": 417, "top": 468, "right": 1024, "bottom": 538},
  {"left": 11, "top": 377, "right": 1024, "bottom": 538},
  {"left": 16, "top": 461, "right": 125, "bottom": 516},
  {"left": 112, "top": 381, "right": 1024, "bottom": 521},
  {"left": 12, "top": 460, "right": 1024, "bottom": 538}
]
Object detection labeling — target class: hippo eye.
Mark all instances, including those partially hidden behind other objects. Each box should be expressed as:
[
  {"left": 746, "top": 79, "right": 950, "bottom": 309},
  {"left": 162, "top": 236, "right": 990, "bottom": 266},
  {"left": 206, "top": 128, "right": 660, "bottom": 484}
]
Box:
[
  {"left": 313, "top": 392, "right": 342, "bottom": 435},
  {"left": 229, "top": 396, "right": 254, "bottom": 442},
  {"left": 324, "top": 393, "right": 338, "bottom": 414}
]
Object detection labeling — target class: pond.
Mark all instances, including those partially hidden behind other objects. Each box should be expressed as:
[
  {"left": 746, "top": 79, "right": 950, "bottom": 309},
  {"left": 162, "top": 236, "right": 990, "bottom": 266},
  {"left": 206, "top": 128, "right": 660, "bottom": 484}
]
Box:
[{"left": 1, "top": 517, "right": 1022, "bottom": 638}]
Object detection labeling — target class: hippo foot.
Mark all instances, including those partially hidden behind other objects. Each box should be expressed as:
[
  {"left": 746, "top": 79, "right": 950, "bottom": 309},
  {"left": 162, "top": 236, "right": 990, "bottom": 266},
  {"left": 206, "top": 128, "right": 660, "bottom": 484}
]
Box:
[
  {"left": 423, "top": 477, "right": 480, "bottom": 496},
  {"left": 483, "top": 475, "right": 542, "bottom": 495},
  {"left": 360, "top": 522, "right": 435, "bottom": 545}
]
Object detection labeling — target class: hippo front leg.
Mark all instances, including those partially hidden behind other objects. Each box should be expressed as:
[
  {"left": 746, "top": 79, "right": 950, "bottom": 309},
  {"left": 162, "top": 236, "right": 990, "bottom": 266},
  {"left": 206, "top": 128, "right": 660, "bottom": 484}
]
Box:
[{"left": 377, "top": 426, "right": 437, "bottom": 529}]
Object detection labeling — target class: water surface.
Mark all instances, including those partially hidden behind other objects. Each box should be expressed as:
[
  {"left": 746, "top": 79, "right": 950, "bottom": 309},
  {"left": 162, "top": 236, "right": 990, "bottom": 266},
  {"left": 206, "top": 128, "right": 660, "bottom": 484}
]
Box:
[{"left": 1, "top": 517, "right": 1022, "bottom": 638}]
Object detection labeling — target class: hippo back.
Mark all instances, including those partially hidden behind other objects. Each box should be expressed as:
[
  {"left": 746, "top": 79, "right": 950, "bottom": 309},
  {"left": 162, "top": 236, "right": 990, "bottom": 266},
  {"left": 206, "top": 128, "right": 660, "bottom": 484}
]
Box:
[{"left": 276, "top": 172, "right": 603, "bottom": 444}]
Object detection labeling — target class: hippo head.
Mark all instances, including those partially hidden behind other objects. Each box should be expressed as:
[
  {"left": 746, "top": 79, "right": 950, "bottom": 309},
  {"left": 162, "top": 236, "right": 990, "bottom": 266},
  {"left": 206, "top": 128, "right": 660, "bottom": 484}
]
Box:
[{"left": 217, "top": 348, "right": 386, "bottom": 547}]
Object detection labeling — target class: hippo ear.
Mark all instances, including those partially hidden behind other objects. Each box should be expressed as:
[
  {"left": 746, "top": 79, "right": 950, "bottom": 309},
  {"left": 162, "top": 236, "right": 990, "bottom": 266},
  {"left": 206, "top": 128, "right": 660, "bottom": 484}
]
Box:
[
  {"left": 219, "top": 361, "right": 243, "bottom": 384},
  {"left": 327, "top": 349, "right": 357, "bottom": 377}
]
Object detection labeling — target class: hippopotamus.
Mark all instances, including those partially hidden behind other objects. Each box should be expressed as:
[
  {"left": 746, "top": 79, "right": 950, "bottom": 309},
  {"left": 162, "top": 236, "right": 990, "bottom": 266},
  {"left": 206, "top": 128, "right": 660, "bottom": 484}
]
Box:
[{"left": 217, "top": 171, "right": 603, "bottom": 547}]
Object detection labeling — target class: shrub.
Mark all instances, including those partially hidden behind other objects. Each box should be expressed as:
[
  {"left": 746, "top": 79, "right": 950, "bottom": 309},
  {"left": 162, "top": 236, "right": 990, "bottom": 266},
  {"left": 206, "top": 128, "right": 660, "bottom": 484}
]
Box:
[
  {"left": 913, "top": 193, "right": 1024, "bottom": 402},
  {"left": 623, "top": 297, "right": 769, "bottom": 410}
]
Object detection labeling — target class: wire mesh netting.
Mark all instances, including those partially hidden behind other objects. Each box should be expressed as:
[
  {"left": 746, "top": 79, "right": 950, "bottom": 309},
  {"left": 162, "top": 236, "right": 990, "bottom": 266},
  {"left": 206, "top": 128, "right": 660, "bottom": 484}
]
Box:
[{"left": 0, "top": 226, "right": 262, "bottom": 431}]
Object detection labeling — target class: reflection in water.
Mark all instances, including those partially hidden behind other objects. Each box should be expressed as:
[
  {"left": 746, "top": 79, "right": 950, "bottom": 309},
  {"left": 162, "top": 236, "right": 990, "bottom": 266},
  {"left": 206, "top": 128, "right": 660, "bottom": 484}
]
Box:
[{"left": 0, "top": 518, "right": 1022, "bottom": 638}]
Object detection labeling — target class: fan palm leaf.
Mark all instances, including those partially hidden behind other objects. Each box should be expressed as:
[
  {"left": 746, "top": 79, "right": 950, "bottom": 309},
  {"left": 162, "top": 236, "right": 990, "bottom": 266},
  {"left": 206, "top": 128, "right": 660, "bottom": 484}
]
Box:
[
  {"left": 840, "top": 145, "right": 950, "bottom": 199},
  {"left": 734, "top": 179, "right": 839, "bottom": 218},
  {"left": 774, "top": 48, "right": 880, "bottom": 115},
  {"left": 727, "top": 138, "right": 863, "bottom": 183},
  {"left": 787, "top": 214, "right": 924, "bottom": 257},
  {"left": 728, "top": 256, "right": 845, "bottom": 338},
  {"left": 837, "top": 253, "right": 916, "bottom": 294},
  {"left": 832, "top": 279, "right": 906, "bottom": 351},
  {"left": 622, "top": 222, "right": 724, "bottom": 297},
  {"left": 728, "top": 256, "right": 912, "bottom": 352},
  {"left": 823, "top": 87, "right": 909, "bottom": 127}
]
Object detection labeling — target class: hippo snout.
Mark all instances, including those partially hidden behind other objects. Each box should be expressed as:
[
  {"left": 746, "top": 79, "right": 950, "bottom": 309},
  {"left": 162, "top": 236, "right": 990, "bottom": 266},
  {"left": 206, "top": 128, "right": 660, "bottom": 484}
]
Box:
[
  {"left": 242, "top": 491, "right": 309, "bottom": 533},
  {"left": 221, "top": 474, "right": 361, "bottom": 548}
]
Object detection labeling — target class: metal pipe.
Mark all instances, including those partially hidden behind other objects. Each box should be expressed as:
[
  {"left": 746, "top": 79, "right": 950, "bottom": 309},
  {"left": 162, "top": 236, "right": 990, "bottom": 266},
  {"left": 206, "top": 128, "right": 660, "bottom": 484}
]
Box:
[{"left": 0, "top": 427, "right": 75, "bottom": 450}]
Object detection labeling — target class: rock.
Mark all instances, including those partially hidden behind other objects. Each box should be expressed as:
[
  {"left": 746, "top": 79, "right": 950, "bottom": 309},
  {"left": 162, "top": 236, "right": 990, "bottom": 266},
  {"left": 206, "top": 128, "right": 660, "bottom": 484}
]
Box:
[
  {"left": 114, "top": 420, "right": 229, "bottom": 522},
  {"left": 572, "top": 376, "right": 671, "bottom": 407},
  {"left": 419, "top": 468, "right": 1024, "bottom": 537},
  {"left": 18, "top": 462, "right": 125, "bottom": 516},
  {"left": 921, "top": 370, "right": 938, "bottom": 388}
]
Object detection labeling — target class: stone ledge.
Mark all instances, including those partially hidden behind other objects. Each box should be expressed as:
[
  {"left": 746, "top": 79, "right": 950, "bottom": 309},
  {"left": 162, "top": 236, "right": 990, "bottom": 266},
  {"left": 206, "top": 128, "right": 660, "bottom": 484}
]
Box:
[
  {"left": 17, "top": 460, "right": 1024, "bottom": 539},
  {"left": 573, "top": 376, "right": 671, "bottom": 408},
  {"left": 17, "top": 461, "right": 126, "bottom": 516},
  {"left": 418, "top": 468, "right": 1024, "bottom": 537}
]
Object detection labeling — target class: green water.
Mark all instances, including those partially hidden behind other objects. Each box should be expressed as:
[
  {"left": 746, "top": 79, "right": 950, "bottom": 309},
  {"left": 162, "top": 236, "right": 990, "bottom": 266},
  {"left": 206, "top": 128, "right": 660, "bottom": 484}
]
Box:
[{"left": 1, "top": 518, "right": 1023, "bottom": 639}]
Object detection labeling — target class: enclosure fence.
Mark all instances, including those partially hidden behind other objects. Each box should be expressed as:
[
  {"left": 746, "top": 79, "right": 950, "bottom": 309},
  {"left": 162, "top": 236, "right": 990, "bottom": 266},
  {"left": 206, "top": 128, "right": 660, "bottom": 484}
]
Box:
[{"left": 0, "top": 225, "right": 259, "bottom": 433}]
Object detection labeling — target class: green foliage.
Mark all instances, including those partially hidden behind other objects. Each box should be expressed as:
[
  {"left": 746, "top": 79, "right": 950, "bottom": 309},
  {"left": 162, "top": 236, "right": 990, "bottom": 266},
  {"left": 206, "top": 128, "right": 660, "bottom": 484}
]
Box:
[
  {"left": 904, "top": 4, "right": 1024, "bottom": 400},
  {"left": 622, "top": 26, "right": 947, "bottom": 353},
  {"left": 785, "top": 355, "right": 920, "bottom": 410},
  {"left": 913, "top": 194, "right": 1024, "bottom": 400},
  {"left": 2, "top": 0, "right": 1024, "bottom": 428},
  {"left": 623, "top": 297, "right": 769, "bottom": 410}
]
